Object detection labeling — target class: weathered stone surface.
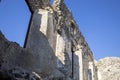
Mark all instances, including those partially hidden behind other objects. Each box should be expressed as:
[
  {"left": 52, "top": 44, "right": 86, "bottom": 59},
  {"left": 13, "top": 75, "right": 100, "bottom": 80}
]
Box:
[
  {"left": 0, "top": 67, "right": 42, "bottom": 80},
  {"left": 53, "top": 0, "right": 98, "bottom": 80},
  {"left": 24, "top": 0, "right": 98, "bottom": 80},
  {"left": 24, "top": 9, "right": 58, "bottom": 77},
  {"left": 0, "top": 0, "right": 98, "bottom": 80},
  {"left": 26, "top": 0, "right": 50, "bottom": 12},
  {"left": 96, "top": 57, "right": 120, "bottom": 80},
  {"left": 0, "top": 31, "right": 58, "bottom": 79}
]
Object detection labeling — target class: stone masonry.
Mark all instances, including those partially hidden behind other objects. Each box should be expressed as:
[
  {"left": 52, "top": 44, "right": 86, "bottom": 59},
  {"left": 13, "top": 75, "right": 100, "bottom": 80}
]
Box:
[
  {"left": 24, "top": 0, "right": 98, "bottom": 80},
  {"left": 0, "top": 0, "right": 98, "bottom": 80}
]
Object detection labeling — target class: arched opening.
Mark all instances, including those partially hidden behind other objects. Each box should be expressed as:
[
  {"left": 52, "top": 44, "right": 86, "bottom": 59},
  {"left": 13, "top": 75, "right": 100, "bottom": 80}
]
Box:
[
  {"left": 88, "top": 69, "right": 92, "bottom": 80},
  {"left": 0, "top": 0, "right": 31, "bottom": 47},
  {"left": 50, "top": 0, "right": 54, "bottom": 5},
  {"left": 69, "top": 21, "right": 76, "bottom": 36}
]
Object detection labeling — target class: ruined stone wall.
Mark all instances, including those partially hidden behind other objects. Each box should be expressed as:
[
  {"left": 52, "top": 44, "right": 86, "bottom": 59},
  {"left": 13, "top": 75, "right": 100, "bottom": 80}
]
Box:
[
  {"left": 0, "top": 31, "right": 42, "bottom": 80},
  {"left": 0, "top": 0, "right": 98, "bottom": 80},
  {"left": 26, "top": 0, "right": 50, "bottom": 13},
  {"left": 52, "top": 0, "right": 98, "bottom": 80},
  {"left": 24, "top": 0, "right": 98, "bottom": 80}
]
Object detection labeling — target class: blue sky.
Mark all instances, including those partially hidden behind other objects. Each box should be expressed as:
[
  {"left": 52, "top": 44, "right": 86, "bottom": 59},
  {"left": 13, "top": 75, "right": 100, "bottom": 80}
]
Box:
[{"left": 0, "top": 0, "right": 120, "bottom": 60}]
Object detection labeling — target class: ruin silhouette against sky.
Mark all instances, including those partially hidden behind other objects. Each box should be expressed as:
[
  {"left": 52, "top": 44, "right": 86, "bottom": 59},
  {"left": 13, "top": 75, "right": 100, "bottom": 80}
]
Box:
[{"left": 0, "top": 0, "right": 120, "bottom": 60}]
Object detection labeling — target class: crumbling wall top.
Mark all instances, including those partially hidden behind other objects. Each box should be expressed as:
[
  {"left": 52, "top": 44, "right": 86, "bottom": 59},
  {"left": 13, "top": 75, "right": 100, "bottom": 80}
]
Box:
[{"left": 26, "top": 0, "right": 50, "bottom": 13}]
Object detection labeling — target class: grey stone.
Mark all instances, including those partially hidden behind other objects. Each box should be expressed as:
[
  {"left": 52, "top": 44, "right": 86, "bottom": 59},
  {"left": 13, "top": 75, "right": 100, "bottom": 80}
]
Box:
[
  {"left": 24, "top": 9, "right": 57, "bottom": 78},
  {"left": 0, "top": 66, "right": 42, "bottom": 80},
  {"left": 0, "top": 31, "right": 56, "bottom": 78},
  {"left": 26, "top": 0, "right": 50, "bottom": 12},
  {"left": 0, "top": 0, "right": 99, "bottom": 80}
]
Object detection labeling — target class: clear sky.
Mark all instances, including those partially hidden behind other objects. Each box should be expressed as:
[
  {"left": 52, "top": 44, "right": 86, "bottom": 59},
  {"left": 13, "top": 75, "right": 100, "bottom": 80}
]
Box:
[{"left": 0, "top": 0, "right": 120, "bottom": 60}]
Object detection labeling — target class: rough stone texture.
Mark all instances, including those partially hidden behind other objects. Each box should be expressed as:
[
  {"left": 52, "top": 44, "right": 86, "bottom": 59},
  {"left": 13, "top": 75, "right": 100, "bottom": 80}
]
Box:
[
  {"left": 0, "top": 31, "right": 41, "bottom": 80},
  {"left": 24, "top": 0, "right": 98, "bottom": 80},
  {"left": 24, "top": 9, "right": 60, "bottom": 78},
  {"left": 0, "top": 67, "right": 42, "bottom": 80},
  {"left": 25, "top": 9, "right": 63, "bottom": 77},
  {"left": 0, "top": 0, "right": 98, "bottom": 80},
  {"left": 26, "top": 0, "right": 50, "bottom": 13},
  {"left": 0, "top": 31, "right": 62, "bottom": 79},
  {"left": 52, "top": 0, "right": 98, "bottom": 80},
  {"left": 96, "top": 57, "right": 120, "bottom": 80}
]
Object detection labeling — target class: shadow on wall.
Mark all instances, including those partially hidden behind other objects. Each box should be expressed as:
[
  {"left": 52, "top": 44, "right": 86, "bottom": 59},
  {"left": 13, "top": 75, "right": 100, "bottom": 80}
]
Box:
[
  {"left": 23, "top": 10, "right": 56, "bottom": 77},
  {"left": 24, "top": 12, "right": 33, "bottom": 48},
  {"left": 74, "top": 53, "right": 80, "bottom": 80}
]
